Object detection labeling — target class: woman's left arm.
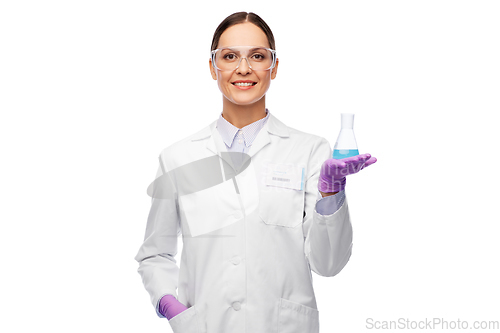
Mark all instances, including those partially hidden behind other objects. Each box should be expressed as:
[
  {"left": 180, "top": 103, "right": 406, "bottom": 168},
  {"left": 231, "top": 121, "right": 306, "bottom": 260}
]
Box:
[{"left": 302, "top": 137, "right": 376, "bottom": 277}]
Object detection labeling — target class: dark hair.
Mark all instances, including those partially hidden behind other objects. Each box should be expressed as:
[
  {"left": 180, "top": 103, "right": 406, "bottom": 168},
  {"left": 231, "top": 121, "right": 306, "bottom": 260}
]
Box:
[{"left": 210, "top": 12, "right": 276, "bottom": 51}]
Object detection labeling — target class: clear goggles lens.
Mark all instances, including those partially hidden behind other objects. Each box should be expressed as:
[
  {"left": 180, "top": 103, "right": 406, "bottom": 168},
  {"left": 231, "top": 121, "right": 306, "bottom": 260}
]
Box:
[{"left": 212, "top": 46, "right": 276, "bottom": 71}]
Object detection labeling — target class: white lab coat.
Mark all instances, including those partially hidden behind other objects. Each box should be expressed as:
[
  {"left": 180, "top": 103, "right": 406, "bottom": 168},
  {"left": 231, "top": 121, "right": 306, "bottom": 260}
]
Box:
[{"left": 134, "top": 112, "right": 353, "bottom": 333}]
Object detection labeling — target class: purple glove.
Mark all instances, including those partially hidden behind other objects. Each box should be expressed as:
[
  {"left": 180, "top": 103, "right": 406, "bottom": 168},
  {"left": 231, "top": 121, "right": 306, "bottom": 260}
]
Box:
[
  {"left": 318, "top": 153, "right": 377, "bottom": 193},
  {"left": 159, "top": 294, "right": 188, "bottom": 320}
]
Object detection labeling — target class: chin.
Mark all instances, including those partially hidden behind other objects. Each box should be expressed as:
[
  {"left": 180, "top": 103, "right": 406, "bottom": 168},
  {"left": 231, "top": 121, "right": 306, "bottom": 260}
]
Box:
[{"left": 231, "top": 96, "right": 264, "bottom": 105}]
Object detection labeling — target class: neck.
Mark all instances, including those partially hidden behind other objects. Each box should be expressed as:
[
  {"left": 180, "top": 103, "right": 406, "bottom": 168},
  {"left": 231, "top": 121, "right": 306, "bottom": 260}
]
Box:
[{"left": 221, "top": 96, "right": 267, "bottom": 129}]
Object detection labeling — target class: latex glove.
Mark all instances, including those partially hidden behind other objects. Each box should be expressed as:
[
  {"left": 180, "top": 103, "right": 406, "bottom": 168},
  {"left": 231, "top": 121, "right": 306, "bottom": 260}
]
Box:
[
  {"left": 159, "top": 294, "right": 188, "bottom": 320},
  {"left": 318, "top": 153, "right": 377, "bottom": 193}
]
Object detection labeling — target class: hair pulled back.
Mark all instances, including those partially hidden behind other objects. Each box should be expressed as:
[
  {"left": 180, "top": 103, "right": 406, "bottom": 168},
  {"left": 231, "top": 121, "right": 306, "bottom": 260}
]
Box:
[{"left": 210, "top": 12, "right": 276, "bottom": 51}]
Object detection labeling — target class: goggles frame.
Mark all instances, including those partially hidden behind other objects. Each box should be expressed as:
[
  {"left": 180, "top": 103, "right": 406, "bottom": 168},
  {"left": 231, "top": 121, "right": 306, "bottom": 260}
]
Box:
[{"left": 211, "top": 45, "right": 277, "bottom": 72}]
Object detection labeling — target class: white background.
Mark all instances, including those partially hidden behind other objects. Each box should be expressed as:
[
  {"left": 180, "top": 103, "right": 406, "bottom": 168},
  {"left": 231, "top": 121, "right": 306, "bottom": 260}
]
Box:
[{"left": 1, "top": 1, "right": 499, "bottom": 332}]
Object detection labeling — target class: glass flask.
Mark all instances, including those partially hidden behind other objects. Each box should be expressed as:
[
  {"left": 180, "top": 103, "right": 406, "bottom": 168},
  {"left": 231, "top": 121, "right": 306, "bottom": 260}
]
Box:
[{"left": 333, "top": 113, "right": 360, "bottom": 159}]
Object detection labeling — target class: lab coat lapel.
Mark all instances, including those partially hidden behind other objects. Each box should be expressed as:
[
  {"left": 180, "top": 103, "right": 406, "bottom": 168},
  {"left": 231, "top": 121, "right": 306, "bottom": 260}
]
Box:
[
  {"left": 244, "top": 112, "right": 290, "bottom": 160},
  {"left": 205, "top": 122, "right": 240, "bottom": 170},
  {"left": 200, "top": 112, "right": 289, "bottom": 168},
  {"left": 246, "top": 119, "right": 271, "bottom": 159}
]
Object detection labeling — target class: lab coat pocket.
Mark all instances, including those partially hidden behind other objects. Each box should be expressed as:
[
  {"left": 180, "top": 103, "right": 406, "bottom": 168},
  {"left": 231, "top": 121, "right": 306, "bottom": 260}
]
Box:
[
  {"left": 258, "top": 186, "right": 304, "bottom": 228},
  {"left": 168, "top": 305, "right": 202, "bottom": 333},
  {"left": 278, "top": 298, "right": 319, "bottom": 333}
]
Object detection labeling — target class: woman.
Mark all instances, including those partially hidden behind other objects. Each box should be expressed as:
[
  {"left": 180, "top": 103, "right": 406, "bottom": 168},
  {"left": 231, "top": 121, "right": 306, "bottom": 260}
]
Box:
[{"left": 135, "top": 11, "right": 377, "bottom": 333}]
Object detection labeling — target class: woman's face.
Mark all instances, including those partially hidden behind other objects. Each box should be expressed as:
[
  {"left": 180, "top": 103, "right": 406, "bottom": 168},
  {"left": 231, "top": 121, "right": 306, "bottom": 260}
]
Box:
[{"left": 209, "top": 22, "right": 279, "bottom": 106}]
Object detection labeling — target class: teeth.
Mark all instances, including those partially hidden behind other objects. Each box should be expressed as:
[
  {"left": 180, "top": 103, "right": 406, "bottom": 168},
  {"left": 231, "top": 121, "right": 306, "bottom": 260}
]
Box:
[{"left": 234, "top": 82, "right": 254, "bottom": 86}]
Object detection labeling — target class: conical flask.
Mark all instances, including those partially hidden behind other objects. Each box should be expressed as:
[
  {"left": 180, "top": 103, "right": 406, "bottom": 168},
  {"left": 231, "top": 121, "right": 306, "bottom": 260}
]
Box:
[{"left": 333, "top": 113, "right": 359, "bottom": 159}]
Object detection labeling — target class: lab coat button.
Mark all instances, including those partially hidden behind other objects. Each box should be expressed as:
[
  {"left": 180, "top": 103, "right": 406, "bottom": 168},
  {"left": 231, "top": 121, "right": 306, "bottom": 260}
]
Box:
[
  {"left": 231, "top": 256, "right": 241, "bottom": 265},
  {"left": 233, "top": 212, "right": 243, "bottom": 220},
  {"left": 232, "top": 302, "right": 241, "bottom": 311}
]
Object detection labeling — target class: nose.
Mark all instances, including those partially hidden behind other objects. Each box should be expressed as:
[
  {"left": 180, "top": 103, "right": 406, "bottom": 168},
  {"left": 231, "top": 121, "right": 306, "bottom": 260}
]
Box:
[{"left": 235, "top": 57, "right": 252, "bottom": 74}]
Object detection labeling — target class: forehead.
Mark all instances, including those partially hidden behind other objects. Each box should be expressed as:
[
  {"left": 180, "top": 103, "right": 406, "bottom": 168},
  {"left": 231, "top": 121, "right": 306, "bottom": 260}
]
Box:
[{"left": 218, "top": 22, "right": 270, "bottom": 48}]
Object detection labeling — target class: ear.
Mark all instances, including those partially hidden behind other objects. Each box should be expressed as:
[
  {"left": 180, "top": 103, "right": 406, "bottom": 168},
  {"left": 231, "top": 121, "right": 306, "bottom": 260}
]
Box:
[
  {"left": 271, "top": 58, "right": 279, "bottom": 80},
  {"left": 209, "top": 59, "right": 217, "bottom": 80}
]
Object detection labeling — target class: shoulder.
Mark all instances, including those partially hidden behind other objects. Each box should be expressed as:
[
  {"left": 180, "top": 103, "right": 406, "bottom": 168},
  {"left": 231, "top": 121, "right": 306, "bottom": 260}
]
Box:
[
  {"left": 157, "top": 121, "right": 214, "bottom": 168},
  {"left": 268, "top": 112, "right": 328, "bottom": 148},
  {"left": 284, "top": 122, "right": 332, "bottom": 171},
  {"left": 286, "top": 123, "right": 331, "bottom": 150}
]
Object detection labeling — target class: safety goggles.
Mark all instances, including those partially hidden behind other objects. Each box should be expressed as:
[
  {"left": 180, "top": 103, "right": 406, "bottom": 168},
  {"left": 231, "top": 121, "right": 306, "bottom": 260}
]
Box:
[{"left": 211, "top": 45, "right": 277, "bottom": 72}]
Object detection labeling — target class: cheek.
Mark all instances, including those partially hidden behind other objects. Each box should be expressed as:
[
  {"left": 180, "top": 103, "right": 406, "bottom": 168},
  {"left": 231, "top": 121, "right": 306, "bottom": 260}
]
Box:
[
  {"left": 216, "top": 77, "right": 228, "bottom": 90},
  {"left": 217, "top": 74, "right": 232, "bottom": 88},
  {"left": 258, "top": 73, "right": 272, "bottom": 84},
  {"left": 216, "top": 75, "right": 234, "bottom": 97},
  {"left": 257, "top": 77, "right": 271, "bottom": 89}
]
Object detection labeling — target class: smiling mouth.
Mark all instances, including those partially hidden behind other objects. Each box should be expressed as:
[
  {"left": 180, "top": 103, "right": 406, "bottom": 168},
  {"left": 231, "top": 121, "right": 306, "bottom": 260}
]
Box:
[{"left": 232, "top": 82, "right": 257, "bottom": 87}]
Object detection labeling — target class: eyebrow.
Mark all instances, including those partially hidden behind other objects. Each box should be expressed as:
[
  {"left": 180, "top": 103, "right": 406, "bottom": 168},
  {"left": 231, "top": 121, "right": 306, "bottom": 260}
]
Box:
[{"left": 223, "top": 47, "right": 267, "bottom": 52}]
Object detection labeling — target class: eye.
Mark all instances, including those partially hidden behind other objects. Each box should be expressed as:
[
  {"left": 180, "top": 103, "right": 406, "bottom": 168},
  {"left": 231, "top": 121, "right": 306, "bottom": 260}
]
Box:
[
  {"left": 223, "top": 53, "right": 238, "bottom": 61},
  {"left": 251, "top": 53, "right": 265, "bottom": 61}
]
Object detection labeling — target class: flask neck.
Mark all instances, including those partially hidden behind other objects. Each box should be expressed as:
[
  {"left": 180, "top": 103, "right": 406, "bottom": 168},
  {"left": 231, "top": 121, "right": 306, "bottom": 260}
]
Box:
[{"left": 341, "top": 113, "right": 354, "bottom": 129}]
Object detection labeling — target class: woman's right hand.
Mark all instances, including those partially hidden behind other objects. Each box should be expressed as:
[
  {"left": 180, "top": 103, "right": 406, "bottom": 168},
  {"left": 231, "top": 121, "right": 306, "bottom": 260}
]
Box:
[{"left": 159, "top": 294, "right": 189, "bottom": 320}]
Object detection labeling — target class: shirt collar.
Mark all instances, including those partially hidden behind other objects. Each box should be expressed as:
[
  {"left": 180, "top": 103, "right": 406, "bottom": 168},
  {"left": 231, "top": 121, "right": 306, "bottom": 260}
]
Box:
[{"left": 216, "top": 108, "right": 270, "bottom": 148}]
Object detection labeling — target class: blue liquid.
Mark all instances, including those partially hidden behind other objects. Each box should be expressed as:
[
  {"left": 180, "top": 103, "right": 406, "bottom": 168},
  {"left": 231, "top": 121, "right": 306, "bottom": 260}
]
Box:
[{"left": 333, "top": 149, "right": 359, "bottom": 159}]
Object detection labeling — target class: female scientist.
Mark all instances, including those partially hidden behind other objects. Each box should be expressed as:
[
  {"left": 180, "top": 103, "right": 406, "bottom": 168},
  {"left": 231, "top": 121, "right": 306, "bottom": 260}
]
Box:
[{"left": 135, "top": 11, "right": 377, "bottom": 333}]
